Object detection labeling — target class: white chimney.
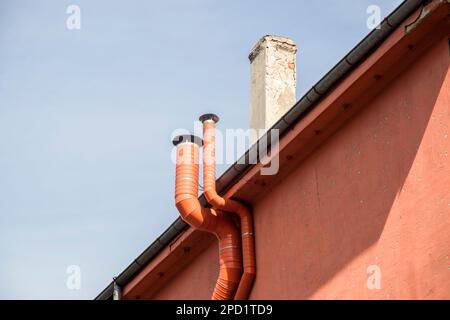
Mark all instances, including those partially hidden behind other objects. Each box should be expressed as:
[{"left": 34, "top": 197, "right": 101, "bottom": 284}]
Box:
[{"left": 249, "top": 35, "right": 297, "bottom": 144}]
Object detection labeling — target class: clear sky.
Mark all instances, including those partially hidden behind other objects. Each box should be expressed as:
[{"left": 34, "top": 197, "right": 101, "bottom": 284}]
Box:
[{"left": 0, "top": 0, "right": 403, "bottom": 299}]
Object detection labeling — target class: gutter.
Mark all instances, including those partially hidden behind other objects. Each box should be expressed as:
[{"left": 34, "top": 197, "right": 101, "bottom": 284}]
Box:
[{"left": 95, "top": 0, "right": 425, "bottom": 300}]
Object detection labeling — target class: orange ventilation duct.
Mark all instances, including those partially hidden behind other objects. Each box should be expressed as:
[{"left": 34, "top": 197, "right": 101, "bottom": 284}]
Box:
[
  {"left": 199, "top": 114, "right": 256, "bottom": 300},
  {"left": 173, "top": 135, "right": 242, "bottom": 300}
]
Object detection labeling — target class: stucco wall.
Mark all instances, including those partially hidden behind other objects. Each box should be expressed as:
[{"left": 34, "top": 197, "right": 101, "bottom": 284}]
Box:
[{"left": 152, "top": 35, "right": 450, "bottom": 300}]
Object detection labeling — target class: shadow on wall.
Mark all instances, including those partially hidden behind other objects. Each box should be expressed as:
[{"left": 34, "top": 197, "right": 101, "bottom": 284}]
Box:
[{"left": 252, "top": 38, "right": 449, "bottom": 299}]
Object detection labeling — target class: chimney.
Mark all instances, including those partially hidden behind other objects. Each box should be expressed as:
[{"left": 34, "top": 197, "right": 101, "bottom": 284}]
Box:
[{"left": 249, "top": 35, "right": 297, "bottom": 144}]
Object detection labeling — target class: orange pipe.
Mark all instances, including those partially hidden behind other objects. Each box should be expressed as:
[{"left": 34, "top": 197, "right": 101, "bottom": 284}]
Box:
[
  {"left": 199, "top": 114, "right": 256, "bottom": 300},
  {"left": 173, "top": 135, "right": 242, "bottom": 300}
]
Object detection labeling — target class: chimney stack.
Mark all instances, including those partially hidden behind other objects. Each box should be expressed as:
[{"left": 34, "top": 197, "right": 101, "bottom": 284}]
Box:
[{"left": 249, "top": 35, "right": 297, "bottom": 144}]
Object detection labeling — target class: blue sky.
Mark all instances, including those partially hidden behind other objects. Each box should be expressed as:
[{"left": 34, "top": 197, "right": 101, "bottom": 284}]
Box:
[{"left": 0, "top": 0, "right": 403, "bottom": 299}]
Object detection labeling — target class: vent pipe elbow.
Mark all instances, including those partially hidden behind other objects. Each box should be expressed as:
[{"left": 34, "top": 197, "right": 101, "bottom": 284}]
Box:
[
  {"left": 173, "top": 134, "right": 242, "bottom": 300},
  {"left": 199, "top": 115, "right": 257, "bottom": 300}
]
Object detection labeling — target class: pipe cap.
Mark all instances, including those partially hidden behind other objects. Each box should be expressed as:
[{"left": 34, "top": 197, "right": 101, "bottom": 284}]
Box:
[
  {"left": 199, "top": 113, "right": 219, "bottom": 123},
  {"left": 172, "top": 134, "right": 203, "bottom": 147}
]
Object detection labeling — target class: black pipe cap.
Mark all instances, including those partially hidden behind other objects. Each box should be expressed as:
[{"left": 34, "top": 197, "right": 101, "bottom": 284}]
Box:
[
  {"left": 199, "top": 113, "right": 219, "bottom": 123},
  {"left": 172, "top": 134, "right": 203, "bottom": 147}
]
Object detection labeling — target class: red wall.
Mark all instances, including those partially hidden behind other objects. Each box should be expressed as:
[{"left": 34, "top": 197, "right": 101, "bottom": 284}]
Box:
[{"left": 153, "top": 35, "right": 450, "bottom": 300}]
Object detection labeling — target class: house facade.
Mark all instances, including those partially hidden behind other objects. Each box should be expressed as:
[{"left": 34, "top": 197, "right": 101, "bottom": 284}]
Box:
[{"left": 97, "top": 0, "right": 450, "bottom": 300}]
